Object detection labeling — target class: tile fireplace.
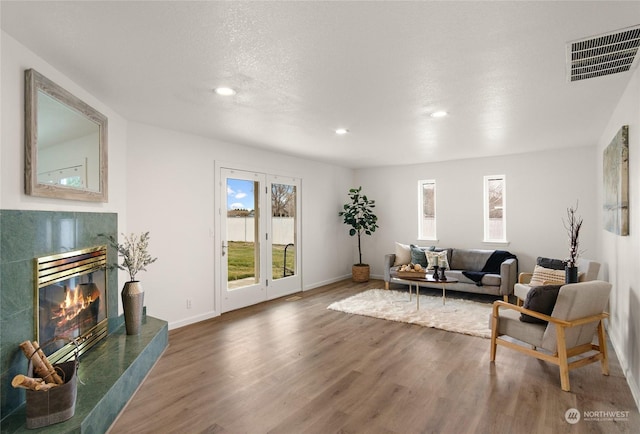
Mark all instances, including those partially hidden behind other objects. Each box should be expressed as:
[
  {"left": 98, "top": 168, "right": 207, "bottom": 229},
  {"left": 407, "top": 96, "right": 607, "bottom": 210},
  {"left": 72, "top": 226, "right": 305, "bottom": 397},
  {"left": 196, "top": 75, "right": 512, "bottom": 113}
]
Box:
[
  {"left": 0, "top": 210, "right": 118, "bottom": 418},
  {"left": 1, "top": 210, "right": 167, "bottom": 432}
]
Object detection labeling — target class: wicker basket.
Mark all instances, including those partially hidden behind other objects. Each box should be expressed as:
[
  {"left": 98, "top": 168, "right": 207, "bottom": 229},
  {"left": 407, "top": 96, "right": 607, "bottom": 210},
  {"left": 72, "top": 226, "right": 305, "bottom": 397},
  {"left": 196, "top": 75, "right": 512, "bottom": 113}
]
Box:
[{"left": 352, "top": 264, "right": 370, "bottom": 282}]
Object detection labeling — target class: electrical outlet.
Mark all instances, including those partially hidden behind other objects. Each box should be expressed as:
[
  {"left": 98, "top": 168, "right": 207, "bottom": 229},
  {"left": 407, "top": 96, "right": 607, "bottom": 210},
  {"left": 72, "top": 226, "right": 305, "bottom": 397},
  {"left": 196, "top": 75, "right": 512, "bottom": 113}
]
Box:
[{"left": 186, "top": 298, "right": 192, "bottom": 309}]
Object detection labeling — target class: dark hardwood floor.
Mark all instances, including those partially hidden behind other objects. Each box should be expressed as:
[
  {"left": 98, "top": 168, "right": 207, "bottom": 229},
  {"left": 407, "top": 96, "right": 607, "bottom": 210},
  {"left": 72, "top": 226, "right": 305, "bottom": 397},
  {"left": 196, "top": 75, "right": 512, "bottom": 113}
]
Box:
[{"left": 108, "top": 280, "right": 639, "bottom": 433}]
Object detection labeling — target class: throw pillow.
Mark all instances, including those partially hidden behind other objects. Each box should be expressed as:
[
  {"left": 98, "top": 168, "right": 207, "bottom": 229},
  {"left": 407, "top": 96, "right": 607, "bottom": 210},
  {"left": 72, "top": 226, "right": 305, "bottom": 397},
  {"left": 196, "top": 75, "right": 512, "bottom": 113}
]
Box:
[
  {"left": 536, "top": 257, "right": 565, "bottom": 270},
  {"left": 393, "top": 242, "right": 412, "bottom": 266},
  {"left": 410, "top": 244, "right": 428, "bottom": 267},
  {"left": 529, "top": 265, "right": 565, "bottom": 287},
  {"left": 426, "top": 250, "right": 449, "bottom": 270},
  {"left": 520, "top": 284, "right": 563, "bottom": 324}
]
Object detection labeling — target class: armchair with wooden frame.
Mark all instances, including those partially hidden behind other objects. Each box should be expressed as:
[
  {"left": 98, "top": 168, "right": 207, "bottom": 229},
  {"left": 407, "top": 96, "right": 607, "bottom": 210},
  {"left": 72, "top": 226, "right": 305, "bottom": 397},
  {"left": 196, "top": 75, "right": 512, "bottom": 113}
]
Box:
[{"left": 490, "top": 280, "right": 611, "bottom": 392}]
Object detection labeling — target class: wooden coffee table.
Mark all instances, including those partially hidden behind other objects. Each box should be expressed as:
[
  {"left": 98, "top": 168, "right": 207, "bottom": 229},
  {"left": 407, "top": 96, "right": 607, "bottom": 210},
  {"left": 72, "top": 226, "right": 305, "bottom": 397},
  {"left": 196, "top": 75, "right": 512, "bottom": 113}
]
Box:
[{"left": 393, "top": 274, "right": 459, "bottom": 309}]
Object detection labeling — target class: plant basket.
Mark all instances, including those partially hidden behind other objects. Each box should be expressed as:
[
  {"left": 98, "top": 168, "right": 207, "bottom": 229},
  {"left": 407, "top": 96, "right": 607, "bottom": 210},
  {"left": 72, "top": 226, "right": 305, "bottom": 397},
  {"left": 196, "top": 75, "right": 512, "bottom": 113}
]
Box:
[
  {"left": 25, "top": 341, "right": 78, "bottom": 429},
  {"left": 352, "top": 264, "right": 370, "bottom": 282}
]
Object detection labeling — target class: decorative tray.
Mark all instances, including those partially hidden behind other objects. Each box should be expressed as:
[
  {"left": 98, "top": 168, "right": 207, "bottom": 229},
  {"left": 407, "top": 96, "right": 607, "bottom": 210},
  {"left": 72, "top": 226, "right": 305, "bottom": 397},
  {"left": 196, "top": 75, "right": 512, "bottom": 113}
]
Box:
[{"left": 395, "top": 271, "right": 427, "bottom": 278}]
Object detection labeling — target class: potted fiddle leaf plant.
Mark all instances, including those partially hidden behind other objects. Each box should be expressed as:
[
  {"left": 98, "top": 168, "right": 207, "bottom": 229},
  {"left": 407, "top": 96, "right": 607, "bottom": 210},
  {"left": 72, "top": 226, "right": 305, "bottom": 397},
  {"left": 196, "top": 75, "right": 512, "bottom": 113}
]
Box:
[
  {"left": 339, "top": 186, "right": 379, "bottom": 282},
  {"left": 564, "top": 203, "right": 583, "bottom": 283},
  {"left": 107, "top": 232, "right": 157, "bottom": 335}
]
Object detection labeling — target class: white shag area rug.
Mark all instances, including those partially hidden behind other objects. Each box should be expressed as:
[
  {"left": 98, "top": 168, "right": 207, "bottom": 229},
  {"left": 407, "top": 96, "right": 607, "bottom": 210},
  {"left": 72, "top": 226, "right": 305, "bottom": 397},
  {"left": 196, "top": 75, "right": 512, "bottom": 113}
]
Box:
[{"left": 327, "top": 289, "right": 493, "bottom": 338}]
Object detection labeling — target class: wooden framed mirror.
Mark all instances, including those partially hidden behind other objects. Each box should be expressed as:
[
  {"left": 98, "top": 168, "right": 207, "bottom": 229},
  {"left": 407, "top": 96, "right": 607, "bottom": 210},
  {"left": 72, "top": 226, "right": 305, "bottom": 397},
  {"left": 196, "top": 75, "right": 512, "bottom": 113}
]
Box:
[{"left": 25, "top": 69, "right": 108, "bottom": 202}]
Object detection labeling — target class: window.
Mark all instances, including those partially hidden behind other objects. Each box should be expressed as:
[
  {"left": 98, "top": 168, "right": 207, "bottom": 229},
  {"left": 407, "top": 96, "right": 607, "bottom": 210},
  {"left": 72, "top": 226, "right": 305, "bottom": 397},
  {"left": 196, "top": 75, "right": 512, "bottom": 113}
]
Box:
[
  {"left": 418, "top": 180, "right": 436, "bottom": 240},
  {"left": 484, "top": 175, "right": 506, "bottom": 242}
]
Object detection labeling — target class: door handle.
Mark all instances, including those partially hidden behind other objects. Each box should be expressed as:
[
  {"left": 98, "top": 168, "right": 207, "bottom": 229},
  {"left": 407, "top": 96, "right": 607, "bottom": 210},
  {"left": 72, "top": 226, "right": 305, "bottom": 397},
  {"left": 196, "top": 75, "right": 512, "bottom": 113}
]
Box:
[{"left": 222, "top": 242, "right": 228, "bottom": 256}]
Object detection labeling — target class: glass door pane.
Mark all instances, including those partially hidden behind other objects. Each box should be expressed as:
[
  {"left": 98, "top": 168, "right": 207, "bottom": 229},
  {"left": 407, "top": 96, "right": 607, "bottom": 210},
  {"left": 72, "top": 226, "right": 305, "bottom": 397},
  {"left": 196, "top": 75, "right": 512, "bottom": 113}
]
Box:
[
  {"left": 271, "top": 182, "right": 296, "bottom": 280},
  {"left": 226, "top": 178, "right": 260, "bottom": 290}
]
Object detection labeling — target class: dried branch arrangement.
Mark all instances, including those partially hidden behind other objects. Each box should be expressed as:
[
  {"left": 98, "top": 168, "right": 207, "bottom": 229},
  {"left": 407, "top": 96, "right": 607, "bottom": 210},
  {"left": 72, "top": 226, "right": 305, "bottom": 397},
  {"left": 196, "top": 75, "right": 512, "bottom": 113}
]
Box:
[{"left": 106, "top": 232, "right": 158, "bottom": 281}]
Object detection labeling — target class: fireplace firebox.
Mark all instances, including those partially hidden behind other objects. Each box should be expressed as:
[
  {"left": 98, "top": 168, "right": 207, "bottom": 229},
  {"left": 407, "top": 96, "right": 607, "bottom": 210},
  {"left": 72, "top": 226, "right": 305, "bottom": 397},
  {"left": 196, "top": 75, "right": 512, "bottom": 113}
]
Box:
[{"left": 35, "top": 245, "right": 108, "bottom": 363}]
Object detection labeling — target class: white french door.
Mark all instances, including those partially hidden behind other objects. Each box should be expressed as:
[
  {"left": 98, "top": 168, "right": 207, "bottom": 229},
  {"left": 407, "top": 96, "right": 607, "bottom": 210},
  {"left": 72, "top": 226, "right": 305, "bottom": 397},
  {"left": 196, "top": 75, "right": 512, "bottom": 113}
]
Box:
[
  {"left": 220, "top": 168, "right": 301, "bottom": 313},
  {"left": 220, "top": 169, "right": 267, "bottom": 312}
]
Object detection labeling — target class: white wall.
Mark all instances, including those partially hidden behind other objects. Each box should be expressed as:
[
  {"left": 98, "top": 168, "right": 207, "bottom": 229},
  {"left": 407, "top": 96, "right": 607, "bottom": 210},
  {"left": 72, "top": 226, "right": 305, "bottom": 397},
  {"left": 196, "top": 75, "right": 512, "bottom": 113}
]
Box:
[
  {"left": 597, "top": 66, "right": 640, "bottom": 409},
  {"left": 1, "top": 31, "right": 129, "bottom": 310},
  {"left": 355, "top": 147, "right": 598, "bottom": 278},
  {"left": 126, "top": 122, "right": 354, "bottom": 329}
]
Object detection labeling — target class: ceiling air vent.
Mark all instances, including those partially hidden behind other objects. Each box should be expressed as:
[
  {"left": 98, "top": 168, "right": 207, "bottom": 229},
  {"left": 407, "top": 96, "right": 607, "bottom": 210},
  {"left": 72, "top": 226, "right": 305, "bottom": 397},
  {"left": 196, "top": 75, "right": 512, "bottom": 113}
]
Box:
[{"left": 567, "top": 25, "right": 640, "bottom": 82}]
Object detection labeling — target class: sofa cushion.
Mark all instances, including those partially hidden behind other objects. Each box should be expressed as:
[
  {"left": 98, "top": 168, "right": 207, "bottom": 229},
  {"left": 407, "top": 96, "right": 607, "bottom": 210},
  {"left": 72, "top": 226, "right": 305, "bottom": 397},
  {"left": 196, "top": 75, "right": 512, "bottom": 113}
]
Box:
[
  {"left": 433, "top": 247, "right": 452, "bottom": 265},
  {"left": 520, "top": 284, "right": 562, "bottom": 324},
  {"left": 393, "top": 242, "right": 412, "bottom": 266},
  {"left": 448, "top": 270, "right": 501, "bottom": 286},
  {"left": 447, "top": 269, "right": 472, "bottom": 283},
  {"left": 481, "top": 274, "right": 501, "bottom": 286},
  {"left": 450, "top": 249, "right": 494, "bottom": 272},
  {"left": 426, "top": 250, "right": 449, "bottom": 270},
  {"left": 529, "top": 265, "right": 565, "bottom": 286},
  {"left": 410, "top": 245, "right": 433, "bottom": 267}
]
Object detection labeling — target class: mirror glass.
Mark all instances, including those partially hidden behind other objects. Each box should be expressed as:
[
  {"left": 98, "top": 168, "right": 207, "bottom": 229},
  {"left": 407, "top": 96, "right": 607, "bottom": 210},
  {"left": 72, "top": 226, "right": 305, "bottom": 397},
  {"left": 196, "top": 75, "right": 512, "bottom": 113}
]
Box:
[{"left": 25, "top": 69, "right": 108, "bottom": 202}]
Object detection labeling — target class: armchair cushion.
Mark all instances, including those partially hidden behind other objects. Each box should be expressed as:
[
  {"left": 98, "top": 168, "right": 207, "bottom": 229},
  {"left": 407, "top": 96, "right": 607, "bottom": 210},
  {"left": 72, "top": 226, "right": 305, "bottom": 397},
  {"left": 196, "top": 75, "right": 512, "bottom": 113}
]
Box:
[
  {"left": 537, "top": 256, "right": 565, "bottom": 270},
  {"left": 520, "top": 284, "right": 562, "bottom": 324},
  {"left": 492, "top": 307, "right": 546, "bottom": 346}
]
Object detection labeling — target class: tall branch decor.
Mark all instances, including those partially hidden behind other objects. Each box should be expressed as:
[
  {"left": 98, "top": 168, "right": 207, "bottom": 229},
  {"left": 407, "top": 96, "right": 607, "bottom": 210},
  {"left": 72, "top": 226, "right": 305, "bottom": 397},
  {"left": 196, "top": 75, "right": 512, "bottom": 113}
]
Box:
[
  {"left": 564, "top": 204, "right": 583, "bottom": 268},
  {"left": 564, "top": 204, "right": 583, "bottom": 283}
]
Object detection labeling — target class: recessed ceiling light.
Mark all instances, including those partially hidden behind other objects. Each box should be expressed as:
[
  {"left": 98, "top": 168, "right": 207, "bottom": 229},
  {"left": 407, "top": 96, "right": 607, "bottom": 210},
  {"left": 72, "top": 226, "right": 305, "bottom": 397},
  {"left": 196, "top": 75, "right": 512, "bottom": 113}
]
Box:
[
  {"left": 430, "top": 111, "right": 448, "bottom": 118},
  {"left": 214, "top": 87, "right": 236, "bottom": 96},
  {"left": 335, "top": 128, "right": 349, "bottom": 135}
]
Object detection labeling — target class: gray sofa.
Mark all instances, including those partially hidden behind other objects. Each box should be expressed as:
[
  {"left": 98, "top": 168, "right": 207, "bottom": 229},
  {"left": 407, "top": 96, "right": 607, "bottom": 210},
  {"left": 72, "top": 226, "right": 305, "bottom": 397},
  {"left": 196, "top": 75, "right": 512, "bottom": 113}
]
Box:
[{"left": 384, "top": 247, "right": 518, "bottom": 301}]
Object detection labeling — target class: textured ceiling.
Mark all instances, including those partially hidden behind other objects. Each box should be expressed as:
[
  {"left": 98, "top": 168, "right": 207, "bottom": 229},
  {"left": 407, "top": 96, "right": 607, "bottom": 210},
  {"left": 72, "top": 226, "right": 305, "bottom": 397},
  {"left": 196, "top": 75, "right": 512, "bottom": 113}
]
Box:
[{"left": 2, "top": 1, "right": 639, "bottom": 168}]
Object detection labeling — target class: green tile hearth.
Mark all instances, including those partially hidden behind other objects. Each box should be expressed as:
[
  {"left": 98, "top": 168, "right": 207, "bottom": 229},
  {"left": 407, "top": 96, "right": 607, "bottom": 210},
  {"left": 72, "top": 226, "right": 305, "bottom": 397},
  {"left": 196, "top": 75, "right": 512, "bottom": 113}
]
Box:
[{"left": 1, "top": 316, "right": 168, "bottom": 433}]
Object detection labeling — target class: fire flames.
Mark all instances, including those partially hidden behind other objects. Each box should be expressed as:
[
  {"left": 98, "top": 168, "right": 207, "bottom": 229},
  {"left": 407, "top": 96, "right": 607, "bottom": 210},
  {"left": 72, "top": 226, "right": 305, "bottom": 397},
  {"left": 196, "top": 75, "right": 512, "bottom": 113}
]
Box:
[{"left": 51, "top": 287, "right": 96, "bottom": 330}]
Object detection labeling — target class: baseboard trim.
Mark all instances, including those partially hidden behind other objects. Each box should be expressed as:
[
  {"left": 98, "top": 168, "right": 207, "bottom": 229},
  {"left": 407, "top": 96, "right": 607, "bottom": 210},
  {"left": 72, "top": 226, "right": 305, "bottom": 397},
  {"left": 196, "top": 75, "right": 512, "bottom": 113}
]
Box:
[
  {"left": 169, "top": 311, "right": 220, "bottom": 330},
  {"left": 609, "top": 327, "right": 640, "bottom": 412},
  {"left": 304, "top": 274, "right": 351, "bottom": 291}
]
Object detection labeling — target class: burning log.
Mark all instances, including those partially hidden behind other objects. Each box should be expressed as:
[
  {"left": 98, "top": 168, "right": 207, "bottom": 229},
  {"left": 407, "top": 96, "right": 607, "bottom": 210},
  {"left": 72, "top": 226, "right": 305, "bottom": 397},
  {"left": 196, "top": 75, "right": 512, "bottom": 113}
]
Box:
[
  {"left": 11, "top": 374, "right": 58, "bottom": 391},
  {"left": 19, "top": 340, "right": 64, "bottom": 385}
]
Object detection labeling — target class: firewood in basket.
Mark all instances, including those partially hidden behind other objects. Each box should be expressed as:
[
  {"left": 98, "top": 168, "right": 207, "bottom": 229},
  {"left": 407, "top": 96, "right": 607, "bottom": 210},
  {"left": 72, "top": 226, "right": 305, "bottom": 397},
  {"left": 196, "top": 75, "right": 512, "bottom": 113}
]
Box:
[
  {"left": 11, "top": 374, "right": 59, "bottom": 391},
  {"left": 18, "top": 341, "right": 64, "bottom": 385},
  {"left": 33, "top": 341, "right": 65, "bottom": 384}
]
